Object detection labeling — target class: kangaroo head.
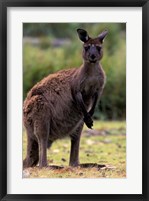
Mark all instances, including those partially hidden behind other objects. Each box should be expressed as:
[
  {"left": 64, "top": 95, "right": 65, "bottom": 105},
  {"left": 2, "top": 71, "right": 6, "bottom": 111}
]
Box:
[{"left": 77, "top": 28, "right": 108, "bottom": 64}]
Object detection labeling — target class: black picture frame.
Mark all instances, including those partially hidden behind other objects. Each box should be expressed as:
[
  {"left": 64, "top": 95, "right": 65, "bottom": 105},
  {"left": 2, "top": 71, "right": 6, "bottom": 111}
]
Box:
[{"left": 0, "top": 0, "right": 149, "bottom": 200}]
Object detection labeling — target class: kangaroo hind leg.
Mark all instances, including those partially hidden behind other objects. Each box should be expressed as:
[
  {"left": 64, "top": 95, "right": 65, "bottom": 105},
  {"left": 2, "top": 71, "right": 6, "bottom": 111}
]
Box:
[
  {"left": 23, "top": 128, "right": 39, "bottom": 168},
  {"left": 34, "top": 120, "right": 49, "bottom": 168},
  {"left": 69, "top": 122, "right": 84, "bottom": 167}
]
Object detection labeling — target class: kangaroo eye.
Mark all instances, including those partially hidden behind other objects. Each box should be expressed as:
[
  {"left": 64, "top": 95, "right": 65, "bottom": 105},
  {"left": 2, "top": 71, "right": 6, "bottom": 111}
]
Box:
[
  {"left": 84, "top": 46, "right": 90, "bottom": 51},
  {"left": 96, "top": 46, "right": 101, "bottom": 51}
]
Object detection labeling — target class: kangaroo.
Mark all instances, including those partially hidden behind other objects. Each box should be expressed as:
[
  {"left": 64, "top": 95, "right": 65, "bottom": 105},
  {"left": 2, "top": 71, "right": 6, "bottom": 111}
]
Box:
[{"left": 23, "top": 28, "right": 108, "bottom": 168}]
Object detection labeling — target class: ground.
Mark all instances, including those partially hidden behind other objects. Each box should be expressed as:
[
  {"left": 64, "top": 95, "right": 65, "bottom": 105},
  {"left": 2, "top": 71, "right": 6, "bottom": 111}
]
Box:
[{"left": 23, "top": 121, "right": 126, "bottom": 178}]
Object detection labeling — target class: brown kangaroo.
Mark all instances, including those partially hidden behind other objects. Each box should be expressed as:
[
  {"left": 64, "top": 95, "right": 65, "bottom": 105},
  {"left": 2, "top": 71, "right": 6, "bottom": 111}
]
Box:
[{"left": 23, "top": 28, "right": 108, "bottom": 168}]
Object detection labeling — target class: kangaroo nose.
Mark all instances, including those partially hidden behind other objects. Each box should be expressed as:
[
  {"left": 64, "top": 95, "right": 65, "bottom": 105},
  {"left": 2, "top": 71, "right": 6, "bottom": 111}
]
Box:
[{"left": 91, "top": 54, "right": 96, "bottom": 60}]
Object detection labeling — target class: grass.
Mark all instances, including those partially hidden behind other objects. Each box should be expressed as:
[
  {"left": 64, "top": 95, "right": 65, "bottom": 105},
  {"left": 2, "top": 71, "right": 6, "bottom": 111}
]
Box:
[{"left": 23, "top": 121, "right": 126, "bottom": 178}]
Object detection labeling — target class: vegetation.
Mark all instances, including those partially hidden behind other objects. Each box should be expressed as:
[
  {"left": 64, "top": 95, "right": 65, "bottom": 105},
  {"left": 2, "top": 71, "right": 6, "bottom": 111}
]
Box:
[
  {"left": 23, "top": 23, "right": 126, "bottom": 120},
  {"left": 23, "top": 121, "right": 126, "bottom": 178}
]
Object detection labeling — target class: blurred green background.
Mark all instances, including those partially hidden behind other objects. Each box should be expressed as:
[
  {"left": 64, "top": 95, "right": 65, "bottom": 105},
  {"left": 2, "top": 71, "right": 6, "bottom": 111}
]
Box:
[{"left": 23, "top": 23, "right": 126, "bottom": 120}]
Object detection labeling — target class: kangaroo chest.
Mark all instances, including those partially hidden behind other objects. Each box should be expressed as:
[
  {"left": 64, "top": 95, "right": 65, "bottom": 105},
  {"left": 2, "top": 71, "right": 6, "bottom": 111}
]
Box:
[{"left": 81, "top": 76, "right": 101, "bottom": 97}]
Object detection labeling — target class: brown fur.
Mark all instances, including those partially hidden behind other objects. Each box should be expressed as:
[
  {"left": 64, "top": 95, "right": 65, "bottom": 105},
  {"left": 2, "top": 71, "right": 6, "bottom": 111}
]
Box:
[{"left": 23, "top": 29, "right": 107, "bottom": 168}]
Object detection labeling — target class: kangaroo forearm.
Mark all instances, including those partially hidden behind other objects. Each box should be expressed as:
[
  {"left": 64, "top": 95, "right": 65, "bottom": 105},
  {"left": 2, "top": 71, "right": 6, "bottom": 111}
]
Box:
[
  {"left": 75, "top": 91, "right": 93, "bottom": 129},
  {"left": 89, "top": 92, "right": 98, "bottom": 116},
  {"left": 75, "top": 92, "right": 88, "bottom": 116}
]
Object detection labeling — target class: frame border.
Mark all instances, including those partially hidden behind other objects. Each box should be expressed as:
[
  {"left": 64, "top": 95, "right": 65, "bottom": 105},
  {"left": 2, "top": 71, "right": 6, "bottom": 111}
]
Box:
[{"left": 0, "top": 0, "right": 148, "bottom": 200}]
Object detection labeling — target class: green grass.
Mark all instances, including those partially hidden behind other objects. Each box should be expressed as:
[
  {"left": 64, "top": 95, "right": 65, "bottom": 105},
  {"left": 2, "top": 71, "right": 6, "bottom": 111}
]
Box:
[{"left": 23, "top": 121, "right": 126, "bottom": 178}]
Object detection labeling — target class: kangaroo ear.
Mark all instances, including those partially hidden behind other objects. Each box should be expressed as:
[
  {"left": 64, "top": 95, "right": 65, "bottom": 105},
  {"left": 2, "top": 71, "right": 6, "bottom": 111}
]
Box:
[
  {"left": 98, "top": 30, "right": 108, "bottom": 43},
  {"left": 77, "top": 29, "right": 90, "bottom": 43}
]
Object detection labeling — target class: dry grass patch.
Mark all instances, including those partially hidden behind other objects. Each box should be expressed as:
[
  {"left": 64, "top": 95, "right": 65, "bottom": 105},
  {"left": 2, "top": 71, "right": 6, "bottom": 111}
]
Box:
[{"left": 23, "top": 121, "right": 126, "bottom": 178}]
